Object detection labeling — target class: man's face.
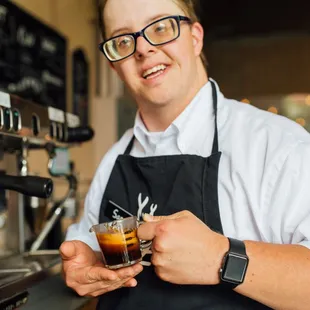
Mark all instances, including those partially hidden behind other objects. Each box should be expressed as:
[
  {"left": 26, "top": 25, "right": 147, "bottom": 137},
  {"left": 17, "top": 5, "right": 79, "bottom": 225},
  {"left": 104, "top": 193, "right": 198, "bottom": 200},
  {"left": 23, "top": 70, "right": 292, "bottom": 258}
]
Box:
[{"left": 104, "top": 0, "right": 204, "bottom": 108}]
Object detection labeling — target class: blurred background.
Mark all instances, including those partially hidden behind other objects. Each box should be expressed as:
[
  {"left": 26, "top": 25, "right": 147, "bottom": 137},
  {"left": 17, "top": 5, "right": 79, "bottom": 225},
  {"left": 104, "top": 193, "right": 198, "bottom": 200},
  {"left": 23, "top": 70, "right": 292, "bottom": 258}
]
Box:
[{"left": 201, "top": 0, "right": 310, "bottom": 131}]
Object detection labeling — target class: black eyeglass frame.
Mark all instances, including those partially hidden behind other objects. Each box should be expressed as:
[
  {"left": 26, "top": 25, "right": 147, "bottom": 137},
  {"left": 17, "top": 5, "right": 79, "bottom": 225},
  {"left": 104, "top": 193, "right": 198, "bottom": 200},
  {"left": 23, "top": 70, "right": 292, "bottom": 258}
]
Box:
[{"left": 98, "top": 15, "right": 191, "bottom": 62}]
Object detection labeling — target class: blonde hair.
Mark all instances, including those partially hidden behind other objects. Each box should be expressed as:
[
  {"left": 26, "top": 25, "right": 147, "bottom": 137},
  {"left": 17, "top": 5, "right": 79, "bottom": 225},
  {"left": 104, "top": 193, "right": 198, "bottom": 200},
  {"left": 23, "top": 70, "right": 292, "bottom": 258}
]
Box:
[{"left": 98, "top": 0, "right": 207, "bottom": 67}]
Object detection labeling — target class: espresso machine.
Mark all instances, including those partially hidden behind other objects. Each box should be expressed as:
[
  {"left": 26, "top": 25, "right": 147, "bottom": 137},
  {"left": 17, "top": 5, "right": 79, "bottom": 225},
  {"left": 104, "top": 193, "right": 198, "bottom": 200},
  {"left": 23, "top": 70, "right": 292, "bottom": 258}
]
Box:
[{"left": 0, "top": 91, "right": 94, "bottom": 309}]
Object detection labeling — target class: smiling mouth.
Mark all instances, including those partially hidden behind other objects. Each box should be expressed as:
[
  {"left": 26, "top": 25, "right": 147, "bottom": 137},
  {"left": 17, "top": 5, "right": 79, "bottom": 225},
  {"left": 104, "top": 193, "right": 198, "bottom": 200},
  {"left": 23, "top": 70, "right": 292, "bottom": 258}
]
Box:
[{"left": 142, "top": 64, "right": 167, "bottom": 80}]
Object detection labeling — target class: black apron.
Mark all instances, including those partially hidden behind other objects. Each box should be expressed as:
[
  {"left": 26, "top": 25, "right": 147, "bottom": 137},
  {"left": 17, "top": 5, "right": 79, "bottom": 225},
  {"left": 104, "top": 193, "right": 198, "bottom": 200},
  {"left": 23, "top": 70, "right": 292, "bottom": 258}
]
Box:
[{"left": 97, "top": 81, "right": 271, "bottom": 309}]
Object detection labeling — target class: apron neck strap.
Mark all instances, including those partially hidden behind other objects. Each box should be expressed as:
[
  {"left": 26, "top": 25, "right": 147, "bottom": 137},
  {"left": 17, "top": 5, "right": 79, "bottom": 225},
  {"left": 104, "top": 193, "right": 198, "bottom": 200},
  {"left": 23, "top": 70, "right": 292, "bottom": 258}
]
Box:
[
  {"left": 124, "top": 135, "right": 135, "bottom": 155},
  {"left": 210, "top": 80, "right": 219, "bottom": 154},
  {"left": 124, "top": 80, "right": 219, "bottom": 155}
]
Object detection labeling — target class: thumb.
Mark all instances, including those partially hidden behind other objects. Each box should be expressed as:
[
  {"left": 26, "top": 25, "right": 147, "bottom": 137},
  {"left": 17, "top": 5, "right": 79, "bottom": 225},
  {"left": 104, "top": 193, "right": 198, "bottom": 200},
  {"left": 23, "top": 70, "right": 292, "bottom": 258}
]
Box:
[
  {"left": 59, "top": 241, "right": 76, "bottom": 260},
  {"left": 59, "top": 240, "right": 81, "bottom": 261},
  {"left": 143, "top": 211, "right": 186, "bottom": 222},
  {"left": 60, "top": 240, "right": 98, "bottom": 267}
]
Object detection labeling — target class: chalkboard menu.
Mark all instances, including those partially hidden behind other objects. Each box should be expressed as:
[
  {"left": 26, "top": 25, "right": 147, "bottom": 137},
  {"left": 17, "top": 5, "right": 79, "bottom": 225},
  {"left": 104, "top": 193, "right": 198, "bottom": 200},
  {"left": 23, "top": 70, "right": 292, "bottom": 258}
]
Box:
[
  {"left": 72, "top": 49, "right": 89, "bottom": 126},
  {"left": 0, "top": 0, "right": 67, "bottom": 111}
]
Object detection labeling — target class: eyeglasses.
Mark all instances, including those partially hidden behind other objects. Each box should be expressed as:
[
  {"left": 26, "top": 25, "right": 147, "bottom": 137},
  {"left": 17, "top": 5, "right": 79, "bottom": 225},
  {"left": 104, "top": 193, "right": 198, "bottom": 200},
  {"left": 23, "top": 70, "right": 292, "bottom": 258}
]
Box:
[{"left": 99, "top": 15, "right": 191, "bottom": 62}]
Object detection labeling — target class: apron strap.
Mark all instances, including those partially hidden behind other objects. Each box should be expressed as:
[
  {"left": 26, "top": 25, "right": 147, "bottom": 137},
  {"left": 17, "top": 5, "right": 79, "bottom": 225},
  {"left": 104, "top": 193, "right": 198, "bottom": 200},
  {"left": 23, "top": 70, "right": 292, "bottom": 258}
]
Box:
[
  {"left": 210, "top": 80, "right": 219, "bottom": 154},
  {"left": 124, "top": 135, "right": 135, "bottom": 155},
  {"left": 124, "top": 79, "right": 220, "bottom": 155}
]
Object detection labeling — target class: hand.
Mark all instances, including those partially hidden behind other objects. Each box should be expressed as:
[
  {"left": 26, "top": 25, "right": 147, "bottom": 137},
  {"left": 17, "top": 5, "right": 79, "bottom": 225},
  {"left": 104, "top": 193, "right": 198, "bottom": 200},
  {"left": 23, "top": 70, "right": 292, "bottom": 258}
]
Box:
[
  {"left": 59, "top": 240, "right": 143, "bottom": 297},
  {"left": 138, "top": 211, "right": 228, "bottom": 285}
]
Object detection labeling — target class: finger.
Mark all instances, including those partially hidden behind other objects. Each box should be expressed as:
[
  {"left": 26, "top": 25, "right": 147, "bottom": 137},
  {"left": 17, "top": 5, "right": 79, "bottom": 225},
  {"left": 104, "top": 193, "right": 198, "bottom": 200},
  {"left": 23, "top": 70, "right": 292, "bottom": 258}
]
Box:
[
  {"left": 70, "top": 265, "right": 116, "bottom": 285},
  {"left": 59, "top": 241, "right": 77, "bottom": 260},
  {"left": 60, "top": 240, "right": 92, "bottom": 261},
  {"left": 78, "top": 277, "right": 138, "bottom": 297},
  {"left": 74, "top": 278, "right": 120, "bottom": 296},
  {"left": 123, "top": 278, "right": 138, "bottom": 287},
  {"left": 84, "top": 266, "right": 119, "bottom": 283},
  {"left": 74, "top": 280, "right": 113, "bottom": 296},
  {"left": 87, "top": 263, "right": 142, "bottom": 283},
  {"left": 115, "top": 263, "right": 143, "bottom": 279},
  {"left": 143, "top": 211, "right": 187, "bottom": 222},
  {"left": 137, "top": 221, "right": 158, "bottom": 240}
]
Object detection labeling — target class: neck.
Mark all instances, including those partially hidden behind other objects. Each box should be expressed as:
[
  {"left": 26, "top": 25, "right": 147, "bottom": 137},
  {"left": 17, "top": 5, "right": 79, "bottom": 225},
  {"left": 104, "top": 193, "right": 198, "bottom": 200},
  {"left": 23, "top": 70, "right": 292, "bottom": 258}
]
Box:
[{"left": 139, "top": 62, "right": 208, "bottom": 132}]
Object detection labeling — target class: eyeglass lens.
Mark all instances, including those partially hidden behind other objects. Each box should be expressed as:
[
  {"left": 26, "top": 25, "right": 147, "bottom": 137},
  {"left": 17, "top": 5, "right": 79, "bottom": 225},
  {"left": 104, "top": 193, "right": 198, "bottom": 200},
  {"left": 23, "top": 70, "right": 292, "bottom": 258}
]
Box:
[{"left": 103, "top": 17, "right": 179, "bottom": 61}]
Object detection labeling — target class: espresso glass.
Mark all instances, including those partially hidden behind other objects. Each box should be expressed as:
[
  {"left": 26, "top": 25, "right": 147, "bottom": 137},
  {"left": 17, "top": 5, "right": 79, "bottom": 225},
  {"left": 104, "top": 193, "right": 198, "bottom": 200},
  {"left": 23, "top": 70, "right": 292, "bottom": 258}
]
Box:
[{"left": 89, "top": 216, "right": 150, "bottom": 269}]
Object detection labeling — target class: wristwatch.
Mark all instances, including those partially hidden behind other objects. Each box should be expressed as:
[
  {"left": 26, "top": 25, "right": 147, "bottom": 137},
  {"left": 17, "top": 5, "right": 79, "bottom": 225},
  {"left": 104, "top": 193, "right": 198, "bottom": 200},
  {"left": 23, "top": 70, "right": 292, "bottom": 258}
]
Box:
[{"left": 219, "top": 237, "right": 249, "bottom": 289}]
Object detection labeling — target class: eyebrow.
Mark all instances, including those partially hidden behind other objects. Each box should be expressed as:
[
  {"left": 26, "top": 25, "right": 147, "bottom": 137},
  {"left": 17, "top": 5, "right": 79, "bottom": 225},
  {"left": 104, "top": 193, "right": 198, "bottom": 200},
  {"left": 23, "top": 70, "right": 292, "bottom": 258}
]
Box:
[{"left": 110, "top": 13, "right": 172, "bottom": 38}]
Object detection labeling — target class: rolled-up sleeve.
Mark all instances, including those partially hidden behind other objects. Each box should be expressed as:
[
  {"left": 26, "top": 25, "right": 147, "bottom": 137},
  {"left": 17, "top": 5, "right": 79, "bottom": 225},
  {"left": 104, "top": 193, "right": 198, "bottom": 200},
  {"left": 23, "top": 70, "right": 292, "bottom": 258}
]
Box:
[{"left": 65, "top": 190, "right": 101, "bottom": 251}]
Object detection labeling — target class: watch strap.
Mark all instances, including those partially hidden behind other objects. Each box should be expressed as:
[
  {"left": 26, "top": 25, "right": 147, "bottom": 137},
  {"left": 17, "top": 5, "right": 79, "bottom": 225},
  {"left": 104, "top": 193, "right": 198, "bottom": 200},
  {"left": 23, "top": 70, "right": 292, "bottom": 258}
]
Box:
[
  {"left": 221, "top": 277, "right": 238, "bottom": 290},
  {"left": 229, "top": 237, "right": 246, "bottom": 255}
]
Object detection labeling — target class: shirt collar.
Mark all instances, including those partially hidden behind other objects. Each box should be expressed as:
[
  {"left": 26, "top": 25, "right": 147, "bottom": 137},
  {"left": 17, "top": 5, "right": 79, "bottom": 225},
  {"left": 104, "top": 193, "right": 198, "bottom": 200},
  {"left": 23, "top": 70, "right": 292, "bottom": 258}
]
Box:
[
  {"left": 133, "top": 80, "right": 220, "bottom": 154},
  {"left": 172, "top": 81, "right": 213, "bottom": 152}
]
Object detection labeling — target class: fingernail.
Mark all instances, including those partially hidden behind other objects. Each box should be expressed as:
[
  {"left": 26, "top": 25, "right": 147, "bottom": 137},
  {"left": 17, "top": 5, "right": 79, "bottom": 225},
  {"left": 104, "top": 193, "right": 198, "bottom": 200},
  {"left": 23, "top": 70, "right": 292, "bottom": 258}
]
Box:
[{"left": 143, "top": 213, "right": 152, "bottom": 221}]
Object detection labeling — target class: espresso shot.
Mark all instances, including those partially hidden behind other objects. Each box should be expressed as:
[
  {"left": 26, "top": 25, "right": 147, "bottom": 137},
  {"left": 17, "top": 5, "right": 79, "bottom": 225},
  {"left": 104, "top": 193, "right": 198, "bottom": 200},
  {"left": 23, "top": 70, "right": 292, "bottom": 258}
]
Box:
[{"left": 96, "top": 228, "right": 142, "bottom": 268}]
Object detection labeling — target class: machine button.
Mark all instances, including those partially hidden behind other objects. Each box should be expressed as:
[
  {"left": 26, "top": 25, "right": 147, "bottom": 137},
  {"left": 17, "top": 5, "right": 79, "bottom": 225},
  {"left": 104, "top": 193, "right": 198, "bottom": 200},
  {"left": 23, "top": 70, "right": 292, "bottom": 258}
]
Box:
[
  {"left": 12, "top": 109, "right": 21, "bottom": 132},
  {"left": 4, "top": 108, "right": 12, "bottom": 131},
  {"left": 32, "top": 114, "right": 40, "bottom": 136}
]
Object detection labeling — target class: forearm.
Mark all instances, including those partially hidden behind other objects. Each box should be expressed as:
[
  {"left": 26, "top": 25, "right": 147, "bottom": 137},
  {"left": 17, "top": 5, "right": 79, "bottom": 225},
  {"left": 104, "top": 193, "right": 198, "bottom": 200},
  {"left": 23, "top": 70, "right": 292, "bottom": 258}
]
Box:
[{"left": 236, "top": 241, "right": 310, "bottom": 309}]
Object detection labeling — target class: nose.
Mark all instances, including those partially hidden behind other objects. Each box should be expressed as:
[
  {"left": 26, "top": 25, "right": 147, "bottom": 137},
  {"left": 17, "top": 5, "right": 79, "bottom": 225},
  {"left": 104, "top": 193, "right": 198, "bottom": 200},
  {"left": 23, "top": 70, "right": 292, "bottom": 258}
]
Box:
[{"left": 134, "top": 36, "right": 156, "bottom": 59}]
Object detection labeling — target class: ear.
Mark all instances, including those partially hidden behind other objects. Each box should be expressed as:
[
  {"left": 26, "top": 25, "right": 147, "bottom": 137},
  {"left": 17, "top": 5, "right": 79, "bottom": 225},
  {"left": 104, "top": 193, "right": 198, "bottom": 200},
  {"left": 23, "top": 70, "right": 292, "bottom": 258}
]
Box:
[{"left": 190, "top": 22, "right": 204, "bottom": 57}]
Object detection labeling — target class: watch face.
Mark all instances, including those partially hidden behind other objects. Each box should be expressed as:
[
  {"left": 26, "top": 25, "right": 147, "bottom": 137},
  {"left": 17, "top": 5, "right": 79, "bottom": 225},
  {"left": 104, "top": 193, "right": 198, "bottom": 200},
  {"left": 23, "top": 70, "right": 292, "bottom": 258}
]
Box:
[{"left": 222, "top": 253, "right": 248, "bottom": 283}]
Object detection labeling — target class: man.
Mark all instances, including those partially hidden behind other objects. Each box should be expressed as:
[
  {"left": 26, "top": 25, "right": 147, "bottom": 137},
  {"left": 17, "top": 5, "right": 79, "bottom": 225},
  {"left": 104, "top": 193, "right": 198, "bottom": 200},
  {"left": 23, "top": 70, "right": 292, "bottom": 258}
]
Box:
[{"left": 60, "top": 0, "right": 310, "bottom": 309}]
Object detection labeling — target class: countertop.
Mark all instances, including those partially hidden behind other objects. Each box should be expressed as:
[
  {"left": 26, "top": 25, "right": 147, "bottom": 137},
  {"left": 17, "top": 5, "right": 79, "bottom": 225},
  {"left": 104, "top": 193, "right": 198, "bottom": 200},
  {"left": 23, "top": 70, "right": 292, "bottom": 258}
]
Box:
[
  {"left": 0, "top": 251, "right": 96, "bottom": 310},
  {"left": 22, "top": 273, "right": 95, "bottom": 310}
]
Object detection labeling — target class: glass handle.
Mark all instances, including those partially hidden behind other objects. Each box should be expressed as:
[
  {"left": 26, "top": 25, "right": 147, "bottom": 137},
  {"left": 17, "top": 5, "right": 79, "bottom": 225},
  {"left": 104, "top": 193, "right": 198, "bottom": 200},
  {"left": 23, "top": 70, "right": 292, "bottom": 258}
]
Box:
[
  {"left": 140, "top": 240, "right": 152, "bottom": 250},
  {"left": 137, "top": 220, "right": 152, "bottom": 250}
]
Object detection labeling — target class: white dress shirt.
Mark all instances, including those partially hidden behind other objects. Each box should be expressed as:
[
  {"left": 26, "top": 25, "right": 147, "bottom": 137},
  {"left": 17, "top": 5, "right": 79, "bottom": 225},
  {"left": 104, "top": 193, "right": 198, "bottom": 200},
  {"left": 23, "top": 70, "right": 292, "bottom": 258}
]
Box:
[{"left": 66, "top": 80, "right": 310, "bottom": 251}]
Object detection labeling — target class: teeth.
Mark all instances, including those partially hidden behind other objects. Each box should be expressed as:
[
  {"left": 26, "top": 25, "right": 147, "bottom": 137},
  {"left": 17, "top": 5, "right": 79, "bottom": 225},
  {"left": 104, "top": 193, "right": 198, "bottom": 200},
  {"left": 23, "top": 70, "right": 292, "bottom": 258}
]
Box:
[{"left": 142, "top": 64, "right": 167, "bottom": 78}]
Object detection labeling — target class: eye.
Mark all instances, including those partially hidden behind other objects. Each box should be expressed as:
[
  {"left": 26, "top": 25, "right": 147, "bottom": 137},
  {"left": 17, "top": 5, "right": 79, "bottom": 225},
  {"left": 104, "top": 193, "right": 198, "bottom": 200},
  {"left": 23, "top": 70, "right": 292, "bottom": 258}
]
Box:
[
  {"left": 117, "top": 37, "right": 132, "bottom": 49},
  {"left": 155, "top": 23, "right": 167, "bottom": 33}
]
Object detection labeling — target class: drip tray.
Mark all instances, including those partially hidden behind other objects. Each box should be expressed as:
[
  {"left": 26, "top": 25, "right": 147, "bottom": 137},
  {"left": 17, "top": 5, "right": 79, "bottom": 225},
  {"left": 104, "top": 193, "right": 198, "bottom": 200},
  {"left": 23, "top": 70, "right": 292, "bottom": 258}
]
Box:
[
  {"left": 0, "top": 250, "right": 61, "bottom": 299},
  {"left": 0, "top": 269, "right": 32, "bottom": 288}
]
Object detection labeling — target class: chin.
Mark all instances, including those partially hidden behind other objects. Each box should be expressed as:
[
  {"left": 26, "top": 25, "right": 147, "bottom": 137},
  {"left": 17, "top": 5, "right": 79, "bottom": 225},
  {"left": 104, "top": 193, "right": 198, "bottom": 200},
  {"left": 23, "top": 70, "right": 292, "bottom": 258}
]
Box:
[
  {"left": 149, "top": 84, "right": 178, "bottom": 100},
  {"left": 144, "top": 92, "right": 173, "bottom": 107}
]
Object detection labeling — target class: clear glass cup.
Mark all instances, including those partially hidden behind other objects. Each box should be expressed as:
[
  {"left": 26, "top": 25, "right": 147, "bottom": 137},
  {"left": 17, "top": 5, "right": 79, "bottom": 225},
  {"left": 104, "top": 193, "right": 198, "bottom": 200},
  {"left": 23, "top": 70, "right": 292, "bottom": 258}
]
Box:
[{"left": 89, "top": 216, "right": 151, "bottom": 269}]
